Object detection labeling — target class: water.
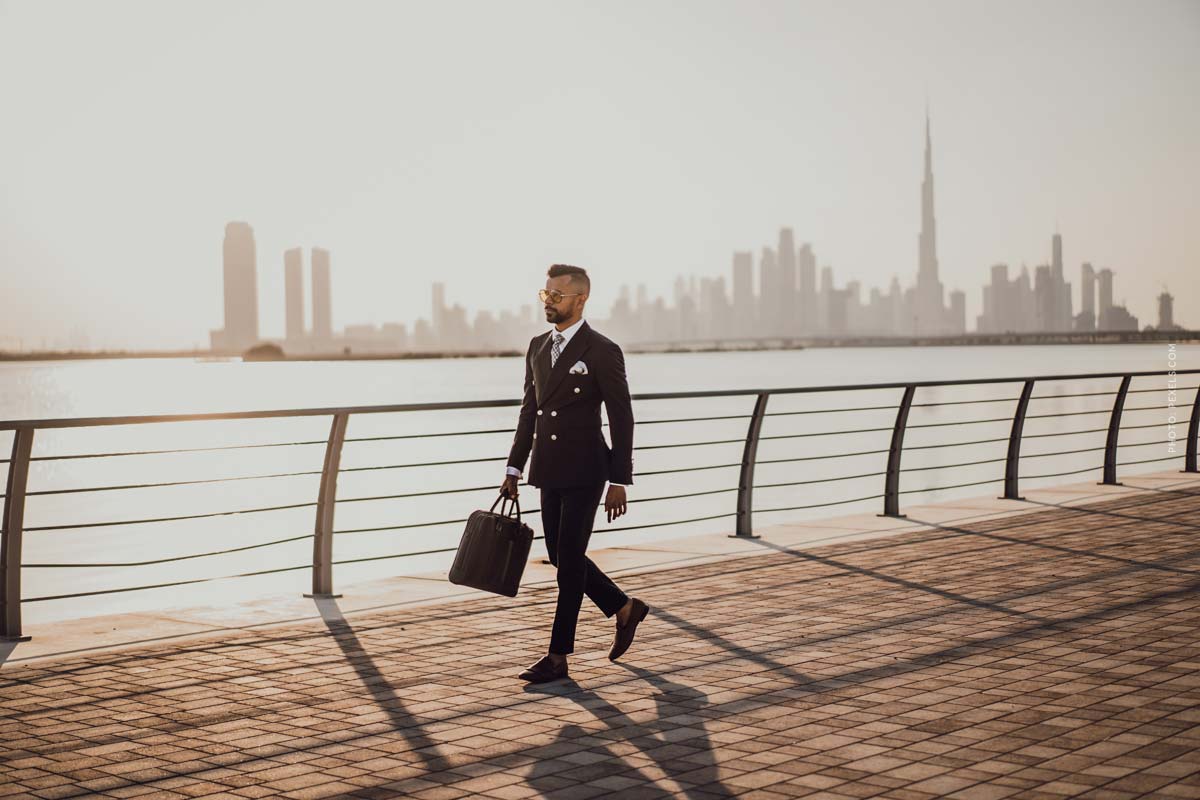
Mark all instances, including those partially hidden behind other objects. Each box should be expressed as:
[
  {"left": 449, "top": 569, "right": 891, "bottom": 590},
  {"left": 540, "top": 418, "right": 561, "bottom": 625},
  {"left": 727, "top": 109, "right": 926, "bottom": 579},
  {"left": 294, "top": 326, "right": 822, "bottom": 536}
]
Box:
[{"left": 2, "top": 342, "right": 1196, "bottom": 625}]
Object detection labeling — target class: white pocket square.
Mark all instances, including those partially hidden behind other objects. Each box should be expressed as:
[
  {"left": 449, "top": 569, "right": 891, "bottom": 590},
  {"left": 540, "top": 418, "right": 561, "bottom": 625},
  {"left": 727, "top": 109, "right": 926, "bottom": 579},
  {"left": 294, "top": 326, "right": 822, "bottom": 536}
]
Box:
[{"left": 569, "top": 360, "right": 589, "bottom": 375}]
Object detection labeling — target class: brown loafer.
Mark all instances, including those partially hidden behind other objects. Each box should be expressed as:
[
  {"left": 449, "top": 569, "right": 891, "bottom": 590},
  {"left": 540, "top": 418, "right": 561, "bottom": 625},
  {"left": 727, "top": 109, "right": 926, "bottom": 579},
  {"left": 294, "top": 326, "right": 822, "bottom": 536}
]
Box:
[
  {"left": 608, "top": 598, "right": 649, "bottom": 661},
  {"left": 518, "top": 655, "right": 568, "bottom": 683}
]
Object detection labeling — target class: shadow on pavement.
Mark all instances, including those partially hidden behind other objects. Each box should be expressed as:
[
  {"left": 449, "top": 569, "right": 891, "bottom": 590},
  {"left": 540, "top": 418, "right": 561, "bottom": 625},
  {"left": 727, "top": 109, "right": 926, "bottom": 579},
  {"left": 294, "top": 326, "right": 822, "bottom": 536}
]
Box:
[
  {"left": 315, "top": 596, "right": 453, "bottom": 774},
  {"left": 521, "top": 664, "right": 735, "bottom": 798}
]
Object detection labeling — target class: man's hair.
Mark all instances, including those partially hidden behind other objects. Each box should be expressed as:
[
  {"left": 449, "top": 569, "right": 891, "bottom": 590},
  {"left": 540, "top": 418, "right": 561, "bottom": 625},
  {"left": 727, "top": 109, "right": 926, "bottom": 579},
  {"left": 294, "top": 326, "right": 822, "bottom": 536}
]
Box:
[{"left": 547, "top": 264, "right": 590, "bottom": 294}]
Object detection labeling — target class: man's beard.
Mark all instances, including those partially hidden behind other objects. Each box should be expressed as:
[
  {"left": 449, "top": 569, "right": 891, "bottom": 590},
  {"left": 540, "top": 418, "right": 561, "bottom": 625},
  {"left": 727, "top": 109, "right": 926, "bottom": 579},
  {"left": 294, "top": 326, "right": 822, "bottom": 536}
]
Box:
[{"left": 545, "top": 307, "right": 564, "bottom": 324}]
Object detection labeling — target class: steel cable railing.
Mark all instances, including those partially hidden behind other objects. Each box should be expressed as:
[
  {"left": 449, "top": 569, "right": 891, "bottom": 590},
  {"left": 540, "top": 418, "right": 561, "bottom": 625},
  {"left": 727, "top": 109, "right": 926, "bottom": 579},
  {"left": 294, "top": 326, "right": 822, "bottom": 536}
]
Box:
[
  {"left": 24, "top": 532, "right": 315, "bottom": 568},
  {"left": 900, "top": 476, "right": 1004, "bottom": 494},
  {"left": 753, "top": 470, "right": 887, "bottom": 489},
  {"left": 22, "top": 500, "right": 321, "bottom": 532},
  {"left": 755, "top": 492, "right": 889, "bottom": 515},
  {"left": 1022, "top": 426, "right": 1109, "bottom": 438},
  {"left": 758, "top": 447, "right": 892, "bottom": 462},
  {"left": 25, "top": 469, "right": 326, "bottom": 497},
  {"left": 1, "top": 369, "right": 1197, "bottom": 640},
  {"left": 901, "top": 456, "right": 1010, "bottom": 472},
  {"left": 4, "top": 383, "right": 1197, "bottom": 481},
  {"left": 1020, "top": 463, "right": 1108, "bottom": 482},
  {"left": 907, "top": 416, "right": 1013, "bottom": 427},
  {"left": 28, "top": 439, "right": 330, "bottom": 461},
  {"left": 634, "top": 462, "right": 742, "bottom": 476},
  {"left": 910, "top": 396, "right": 1026, "bottom": 407},
  {"left": 906, "top": 437, "right": 1009, "bottom": 449}
]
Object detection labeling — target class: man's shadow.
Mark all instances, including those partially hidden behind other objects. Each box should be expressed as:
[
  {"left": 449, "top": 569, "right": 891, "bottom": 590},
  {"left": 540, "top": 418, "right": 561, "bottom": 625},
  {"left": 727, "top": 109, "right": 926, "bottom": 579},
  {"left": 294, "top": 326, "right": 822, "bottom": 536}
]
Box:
[{"left": 522, "top": 664, "right": 733, "bottom": 798}]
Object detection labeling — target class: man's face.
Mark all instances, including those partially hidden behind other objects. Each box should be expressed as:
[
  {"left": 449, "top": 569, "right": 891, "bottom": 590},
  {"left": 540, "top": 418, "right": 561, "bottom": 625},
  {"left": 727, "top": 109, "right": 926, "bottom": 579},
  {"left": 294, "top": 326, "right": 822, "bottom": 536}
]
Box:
[{"left": 543, "top": 275, "right": 586, "bottom": 325}]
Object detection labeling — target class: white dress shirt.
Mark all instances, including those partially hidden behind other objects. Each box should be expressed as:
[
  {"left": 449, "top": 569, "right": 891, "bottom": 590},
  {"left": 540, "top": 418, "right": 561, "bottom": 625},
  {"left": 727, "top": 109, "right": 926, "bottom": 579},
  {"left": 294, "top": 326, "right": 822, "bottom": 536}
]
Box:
[
  {"left": 506, "top": 317, "right": 626, "bottom": 486},
  {"left": 550, "top": 316, "right": 585, "bottom": 350}
]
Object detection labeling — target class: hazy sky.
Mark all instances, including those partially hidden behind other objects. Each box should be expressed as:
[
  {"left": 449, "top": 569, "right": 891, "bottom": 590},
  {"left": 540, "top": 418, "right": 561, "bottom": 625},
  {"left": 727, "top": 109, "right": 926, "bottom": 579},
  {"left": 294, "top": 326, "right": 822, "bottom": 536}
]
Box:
[{"left": 2, "top": 0, "right": 1197, "bottom": 350}]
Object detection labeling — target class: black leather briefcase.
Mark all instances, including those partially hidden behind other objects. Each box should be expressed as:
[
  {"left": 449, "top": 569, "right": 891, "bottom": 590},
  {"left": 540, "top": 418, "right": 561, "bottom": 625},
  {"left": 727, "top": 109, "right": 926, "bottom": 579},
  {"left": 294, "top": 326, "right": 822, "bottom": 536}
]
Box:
[{"left": 448, "top": 493, "right": 534, "bottom": 597}]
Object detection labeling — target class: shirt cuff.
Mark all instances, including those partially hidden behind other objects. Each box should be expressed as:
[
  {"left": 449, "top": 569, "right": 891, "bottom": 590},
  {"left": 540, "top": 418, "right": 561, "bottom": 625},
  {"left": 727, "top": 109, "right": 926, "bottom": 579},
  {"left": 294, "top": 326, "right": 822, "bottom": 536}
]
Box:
[{"left": 505, "top": 466, "right": 522, "bottom": 478}]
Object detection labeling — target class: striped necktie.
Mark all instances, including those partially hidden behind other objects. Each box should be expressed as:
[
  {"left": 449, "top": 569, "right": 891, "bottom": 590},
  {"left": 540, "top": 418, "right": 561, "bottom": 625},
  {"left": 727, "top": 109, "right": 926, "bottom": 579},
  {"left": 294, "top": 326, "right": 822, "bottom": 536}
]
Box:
[{"left": 551, "top": 333, "right": 564, "bottom": 367}]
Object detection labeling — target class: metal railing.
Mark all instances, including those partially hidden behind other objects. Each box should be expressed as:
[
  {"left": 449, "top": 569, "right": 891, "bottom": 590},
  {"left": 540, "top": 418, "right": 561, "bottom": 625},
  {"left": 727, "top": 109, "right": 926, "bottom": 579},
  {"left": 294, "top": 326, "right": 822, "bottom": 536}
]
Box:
[{"left": 2, "top": 368, "right": 1197, "bottom": 641}]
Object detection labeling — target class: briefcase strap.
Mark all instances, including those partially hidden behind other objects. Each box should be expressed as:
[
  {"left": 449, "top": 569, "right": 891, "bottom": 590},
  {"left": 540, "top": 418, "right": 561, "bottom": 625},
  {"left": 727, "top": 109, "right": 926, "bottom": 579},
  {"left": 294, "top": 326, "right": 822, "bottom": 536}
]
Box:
[{"left": 489, "top": 491, "right": 522, "bottom": 523}]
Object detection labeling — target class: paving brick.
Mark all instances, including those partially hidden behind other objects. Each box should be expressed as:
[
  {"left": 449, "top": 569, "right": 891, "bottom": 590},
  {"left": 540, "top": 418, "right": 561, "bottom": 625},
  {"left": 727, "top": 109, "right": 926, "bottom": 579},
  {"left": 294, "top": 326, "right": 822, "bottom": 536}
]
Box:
[{"left": 2, "top": 486, "right": 1199, "bottom": 798}]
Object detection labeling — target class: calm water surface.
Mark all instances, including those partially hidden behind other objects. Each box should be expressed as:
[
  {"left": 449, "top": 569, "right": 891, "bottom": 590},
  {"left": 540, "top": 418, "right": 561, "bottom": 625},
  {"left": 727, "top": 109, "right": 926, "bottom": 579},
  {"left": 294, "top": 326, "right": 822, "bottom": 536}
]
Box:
[{"left": 2, "top": 343, "right": 1196, "bottom": 624}]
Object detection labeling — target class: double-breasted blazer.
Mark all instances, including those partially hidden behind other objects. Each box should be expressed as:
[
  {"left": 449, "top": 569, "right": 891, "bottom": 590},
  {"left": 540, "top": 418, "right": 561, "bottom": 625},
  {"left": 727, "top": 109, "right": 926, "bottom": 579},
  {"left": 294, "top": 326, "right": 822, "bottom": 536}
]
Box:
[{"left": 506, "top": 321, "right": 635, "bottom": 489}]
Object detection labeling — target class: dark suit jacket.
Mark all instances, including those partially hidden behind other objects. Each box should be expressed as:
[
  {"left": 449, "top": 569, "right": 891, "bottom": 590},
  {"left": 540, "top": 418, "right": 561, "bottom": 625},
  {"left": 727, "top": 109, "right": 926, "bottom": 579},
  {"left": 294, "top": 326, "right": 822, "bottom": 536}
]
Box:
[{"left": 506, "top": 321, "right": 635, "bottom": 489}]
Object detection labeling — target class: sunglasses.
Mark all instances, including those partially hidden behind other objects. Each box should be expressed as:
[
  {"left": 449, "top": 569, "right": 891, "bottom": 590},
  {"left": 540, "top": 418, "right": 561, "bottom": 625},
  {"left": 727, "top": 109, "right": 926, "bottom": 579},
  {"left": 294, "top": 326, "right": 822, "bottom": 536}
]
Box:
[{"left": 538, "top": 289, "right": 584, "bottom": 304}]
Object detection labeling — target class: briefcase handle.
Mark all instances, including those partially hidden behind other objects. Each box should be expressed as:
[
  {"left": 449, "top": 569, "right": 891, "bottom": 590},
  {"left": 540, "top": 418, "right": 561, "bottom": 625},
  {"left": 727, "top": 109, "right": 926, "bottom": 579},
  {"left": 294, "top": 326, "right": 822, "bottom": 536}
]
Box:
[{"left": 490, "top": 491, "right": 522, "bottom": 523}]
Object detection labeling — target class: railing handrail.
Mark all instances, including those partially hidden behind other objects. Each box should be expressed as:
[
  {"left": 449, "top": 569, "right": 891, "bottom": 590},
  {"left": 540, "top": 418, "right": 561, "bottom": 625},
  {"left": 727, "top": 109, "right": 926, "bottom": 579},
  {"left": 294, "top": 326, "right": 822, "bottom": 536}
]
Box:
[{"left": 3, "top": 368, "right": 1197, "bottom": 431}]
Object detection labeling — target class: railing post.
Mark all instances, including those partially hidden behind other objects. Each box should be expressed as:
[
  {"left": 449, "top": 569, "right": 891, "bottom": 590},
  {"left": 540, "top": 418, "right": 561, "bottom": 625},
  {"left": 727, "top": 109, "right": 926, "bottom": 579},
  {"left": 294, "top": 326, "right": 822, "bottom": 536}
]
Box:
[
  {"left": 1184, "top": 385, "right": 1200, "bottom": 473},
  {"left": 1001, "top": 380, "right": 1035, "bottom": 500},
  {"left": 1101, "top": 375, "right": 1131, "bottom": 486},
  {"left": 306, "top": 413, "right": 348, "bottom": 599},
  {"left": 1, "top": 428, "right": 35, "bottom": 642},
  {"left": 880, "top": 385, "right": 916, "bottom": 518},
  {"left": 731, "top": 392, "right": 769, "bottom": 539}
]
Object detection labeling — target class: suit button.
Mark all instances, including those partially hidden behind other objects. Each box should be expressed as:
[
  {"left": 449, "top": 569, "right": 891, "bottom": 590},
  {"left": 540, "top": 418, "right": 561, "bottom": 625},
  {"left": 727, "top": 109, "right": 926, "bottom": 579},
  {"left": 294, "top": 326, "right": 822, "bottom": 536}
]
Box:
[
  {"left": 551, "top": 434, "right": 557, "bottom": 441},
  {"left": 574, "top": 387, "right": 580, "bottom": 393},
  {"left": 550, "top": 410, "right": 557, "bottom": 417},
  {"left": 537, "top": 409, "right": 543, "bottom": 416},
  {"left": 533, "top": 433, "right": 537, "bottom": 440}
]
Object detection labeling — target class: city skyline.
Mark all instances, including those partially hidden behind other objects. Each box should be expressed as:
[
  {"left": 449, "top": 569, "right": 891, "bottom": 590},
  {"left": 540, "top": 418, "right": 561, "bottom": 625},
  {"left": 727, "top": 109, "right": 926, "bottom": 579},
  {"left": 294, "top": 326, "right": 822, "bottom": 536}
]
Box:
[
  {"left": 2, "top": 1, "right": 1197, "bottom": 352},
  {"left": 203, "top": 109, "right": 1181, "bottom": 356}
]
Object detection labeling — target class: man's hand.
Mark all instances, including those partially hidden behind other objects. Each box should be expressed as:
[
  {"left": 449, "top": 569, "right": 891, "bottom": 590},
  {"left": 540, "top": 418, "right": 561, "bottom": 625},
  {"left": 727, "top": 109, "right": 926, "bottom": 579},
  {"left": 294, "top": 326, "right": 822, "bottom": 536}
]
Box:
[
  {"left": 500, "top": 474, "right": 519, "bottom": 500},
  {"left": 605, "top": 484, "right": 627, "bottom": 522}
]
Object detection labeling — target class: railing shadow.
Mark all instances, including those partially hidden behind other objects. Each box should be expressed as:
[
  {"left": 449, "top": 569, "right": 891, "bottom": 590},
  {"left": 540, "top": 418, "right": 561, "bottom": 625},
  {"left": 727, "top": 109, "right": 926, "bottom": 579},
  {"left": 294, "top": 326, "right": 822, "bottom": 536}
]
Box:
[
  {"left": 5, "top": 477, "right": 1188, "bottom": 676},
  {"left": 896, "top": 503, "right": 1200, "bottom": 579},
  {"left": 3, "top": 494, "right": 1200, "bottom": 798},
  {"left": 746, "top": 536, "right": 1061, "bottom": 626},
  {"left": 1016, "top": 484, "right": 1200, "bottom": 535},
  {"left": 311, "top": 597, "right": 452, "bottom": 774}
]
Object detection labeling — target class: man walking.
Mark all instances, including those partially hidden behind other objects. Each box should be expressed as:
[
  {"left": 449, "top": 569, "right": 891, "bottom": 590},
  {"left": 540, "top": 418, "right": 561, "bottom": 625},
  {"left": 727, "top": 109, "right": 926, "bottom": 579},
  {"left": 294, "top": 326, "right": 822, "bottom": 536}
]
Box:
[{"left": 500, "top": 264, "right": 649, "bottom": 683}]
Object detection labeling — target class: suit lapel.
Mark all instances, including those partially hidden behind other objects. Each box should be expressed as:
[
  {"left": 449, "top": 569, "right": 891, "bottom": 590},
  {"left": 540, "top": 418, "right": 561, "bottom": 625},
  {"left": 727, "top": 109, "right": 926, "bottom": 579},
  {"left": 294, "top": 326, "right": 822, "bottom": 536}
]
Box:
[{"left": 540, "top": 321, "right": 592, "bottom": 404}]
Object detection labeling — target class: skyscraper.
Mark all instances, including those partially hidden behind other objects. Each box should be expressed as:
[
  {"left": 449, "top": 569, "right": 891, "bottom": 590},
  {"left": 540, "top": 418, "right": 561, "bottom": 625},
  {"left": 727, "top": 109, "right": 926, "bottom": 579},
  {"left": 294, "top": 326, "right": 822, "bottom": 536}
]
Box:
[
  {"left": 777, "top": 227, "right": 797, "bottom": 336},
  {"left": 758, "top": 247, "right": 778, "bottom": 333},
  {"left": 732, "top": 251, "right": 754, "bottom": 336},
  {"left": 982, "top": 264, "right": 1010, "bottom": 333},
  {"left": 1077, "top": 262, "right": 1096, "bottom": 331},
  {"left": 210, "top": 221, "right": 259, "bottom": 352},
  {"left": 1034, "top": 265, "right": 1054, "bottom": 331},
  {"left": 432, "top": 282, "right": 447, "bottom": 339},
  {"left": 284, "top": 247, "right": 305, "bottom": 342},
  {"left": 818, "top": 265, "right": 833, "bottom": 332},
  {"left": 826, "top": 286, "right": 848, "bottom": 335},
  {"left": 311, "top": 247, "right": 332, "bottom": 343},
  {"left": 1097, "top": 268, "right": 1114, "bottom": 324},
  {"left": 948, "top": 289, "right": 966, "bottom": 332},
  {"left": 1015, "top": 266, "right": 1034, "bottom": 331},
  {"left": 798, "top": 244, "right": 816, "bottom": 334},
  {"left": 1049, "top": 232, "right": 1072, "bottom": 330},
  {"left": 1158, "top": 291, "right": 1176, "bottom": 330},
  {"left": 1095, "top": 269, "right": 1138, "bottom": 331},
  {"left": 912, "top": 112, "right": 946, "bottom": 334},
  {"left": 1051, "top": 233, "right": 1063, "bottom": 283}
]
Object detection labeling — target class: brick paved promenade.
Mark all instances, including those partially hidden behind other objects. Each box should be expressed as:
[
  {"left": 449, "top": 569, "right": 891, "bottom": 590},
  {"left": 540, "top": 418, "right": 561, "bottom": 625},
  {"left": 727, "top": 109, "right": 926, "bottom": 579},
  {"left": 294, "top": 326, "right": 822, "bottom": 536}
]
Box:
[{"left": 2, "top": 483, "right": 1199, "bottom": 799}]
